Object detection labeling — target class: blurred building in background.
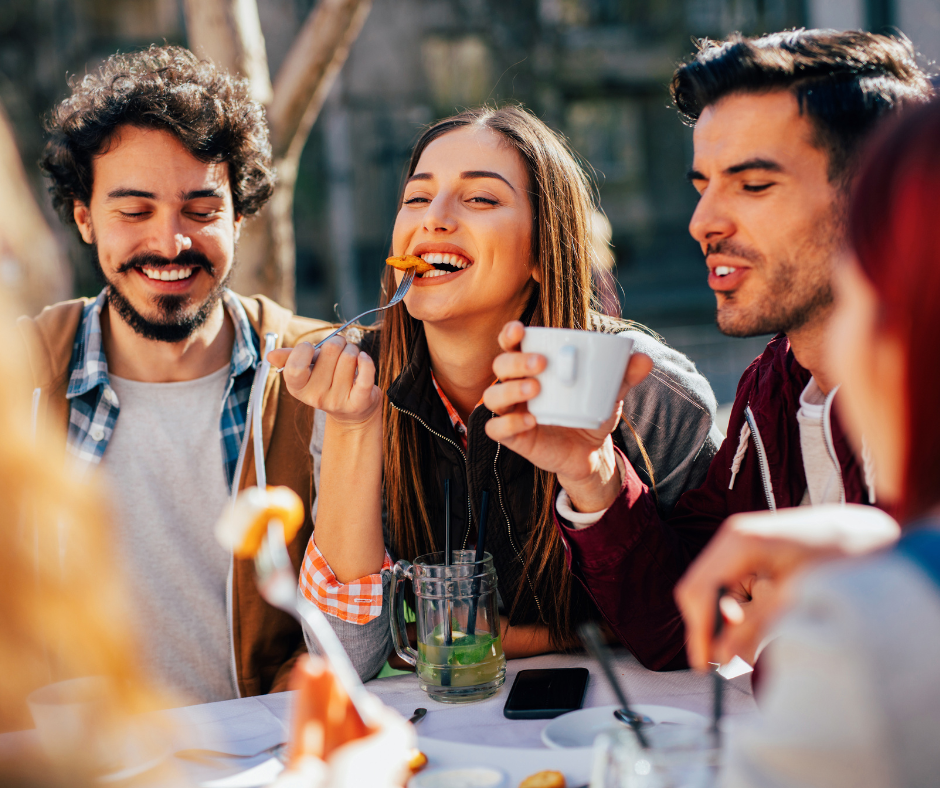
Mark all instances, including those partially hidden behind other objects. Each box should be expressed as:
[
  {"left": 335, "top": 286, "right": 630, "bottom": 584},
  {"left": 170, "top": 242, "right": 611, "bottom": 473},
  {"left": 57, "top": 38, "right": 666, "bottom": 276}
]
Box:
[{"left": 1, "top": 0, "right": 937, "bottom": 406}]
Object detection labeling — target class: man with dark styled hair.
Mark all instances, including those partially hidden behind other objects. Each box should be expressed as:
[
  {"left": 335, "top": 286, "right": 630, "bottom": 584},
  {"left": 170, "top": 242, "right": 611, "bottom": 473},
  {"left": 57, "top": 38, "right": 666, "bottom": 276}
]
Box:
[
  {"left": 17, "top": 45, "right": 332, "bottom": 701},
  {"left": 487, "top": 29, "right": 933, "bottom": 669}
]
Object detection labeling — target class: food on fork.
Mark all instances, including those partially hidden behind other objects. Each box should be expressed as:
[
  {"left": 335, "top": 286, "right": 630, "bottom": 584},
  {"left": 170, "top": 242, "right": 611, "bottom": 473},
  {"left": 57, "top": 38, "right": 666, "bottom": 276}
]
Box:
[
  {"left": 385, "top": 254, "right": 435, "bottom": 275},
  {"left": 215, "top": 485, "right": 305, "bottom": 558},
  {"left": 519, "top": 771, "right": 566, "bottom": 788}
]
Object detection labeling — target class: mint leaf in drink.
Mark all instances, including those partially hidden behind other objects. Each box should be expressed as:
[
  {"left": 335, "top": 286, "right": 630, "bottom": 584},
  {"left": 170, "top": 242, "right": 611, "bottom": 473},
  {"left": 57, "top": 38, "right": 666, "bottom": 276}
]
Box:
[{"left": 449, "top": 634, "right": 493, "bottom": 665}]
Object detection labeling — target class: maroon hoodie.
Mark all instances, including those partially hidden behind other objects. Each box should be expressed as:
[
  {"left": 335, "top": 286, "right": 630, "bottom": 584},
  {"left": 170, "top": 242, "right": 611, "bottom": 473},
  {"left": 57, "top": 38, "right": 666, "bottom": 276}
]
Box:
[{"left": 557, "top": 334, "right": 877, "bottom": 670}]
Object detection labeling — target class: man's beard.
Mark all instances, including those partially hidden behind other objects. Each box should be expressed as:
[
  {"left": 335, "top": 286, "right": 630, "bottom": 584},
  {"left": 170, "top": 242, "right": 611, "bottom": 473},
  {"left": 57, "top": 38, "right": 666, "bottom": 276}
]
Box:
[
  {"left": 95, "top": 248, "right": 232, "bottom": 343},
  {"left": 709, "top": 219, "right": 837, "bottom": 338}
]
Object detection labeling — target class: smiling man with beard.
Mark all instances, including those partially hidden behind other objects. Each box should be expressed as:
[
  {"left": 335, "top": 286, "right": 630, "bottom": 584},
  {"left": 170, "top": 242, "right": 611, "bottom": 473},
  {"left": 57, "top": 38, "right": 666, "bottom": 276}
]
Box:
[
  {"left": 16, "top": 45, "right": 333, "bottom": 703},
  {"left": 488, "top": 29, "right": 933, "bottom": 669}
]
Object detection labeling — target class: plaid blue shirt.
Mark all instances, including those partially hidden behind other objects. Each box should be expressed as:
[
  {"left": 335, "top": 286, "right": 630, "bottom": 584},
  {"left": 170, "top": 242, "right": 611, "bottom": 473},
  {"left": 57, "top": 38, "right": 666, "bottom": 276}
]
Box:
[{"left": 66, "top": 288, "right": 259, "bottom": 488}]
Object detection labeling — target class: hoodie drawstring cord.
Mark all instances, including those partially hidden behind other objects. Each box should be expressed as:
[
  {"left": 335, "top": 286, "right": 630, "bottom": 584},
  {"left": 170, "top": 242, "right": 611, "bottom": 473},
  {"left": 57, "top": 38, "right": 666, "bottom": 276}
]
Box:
[
  {"left": 861, "top": 436, "right": 877, "bottom": 505},
  {"left": 728, "top": 420, "right": 751, "bottom": 490}
]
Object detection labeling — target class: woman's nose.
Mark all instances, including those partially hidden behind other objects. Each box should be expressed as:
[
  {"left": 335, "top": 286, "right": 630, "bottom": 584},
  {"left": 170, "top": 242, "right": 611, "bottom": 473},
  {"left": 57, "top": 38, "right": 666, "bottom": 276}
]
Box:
[{"left": 422, "top": 195, "right": 457, "bottom": 234}]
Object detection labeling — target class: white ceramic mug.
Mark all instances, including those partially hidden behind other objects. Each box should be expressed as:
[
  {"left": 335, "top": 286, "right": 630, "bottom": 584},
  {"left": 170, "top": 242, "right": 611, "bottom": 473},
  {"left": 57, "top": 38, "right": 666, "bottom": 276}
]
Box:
[
  {"left": 520, "top": 328, "right": 634, "bottom": 430},
  {"left": 27, "top": 676, "right": 169, "bottom": 780},
  {"left": 27, "top": 676, "right": 122, "bottom": 773}
]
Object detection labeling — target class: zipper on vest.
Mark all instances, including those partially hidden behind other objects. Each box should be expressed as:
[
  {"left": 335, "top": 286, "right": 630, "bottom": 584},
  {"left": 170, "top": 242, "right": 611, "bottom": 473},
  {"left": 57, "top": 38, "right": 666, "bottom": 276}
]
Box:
[
  {"left": 389, "top": 402, "right": 473, "bottom": 548},
  {"left": 744, "top": 405, "right": 777, "bottom": 512},
  {"left": 493, "top": 441, "right": 543, "bottom": 617}
]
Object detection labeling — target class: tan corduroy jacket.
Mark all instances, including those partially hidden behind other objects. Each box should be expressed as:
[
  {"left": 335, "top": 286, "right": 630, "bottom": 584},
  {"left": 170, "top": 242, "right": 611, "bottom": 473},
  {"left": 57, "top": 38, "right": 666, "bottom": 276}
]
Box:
[{"left": 16, "top": 293, "right": 331, "bottom": 697}]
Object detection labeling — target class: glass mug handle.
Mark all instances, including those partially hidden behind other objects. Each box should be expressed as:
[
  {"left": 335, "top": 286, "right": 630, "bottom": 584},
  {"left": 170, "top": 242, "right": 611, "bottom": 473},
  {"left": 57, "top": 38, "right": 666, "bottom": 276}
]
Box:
[{"left": 390, "top": 559, "right": 418, "bottom": 667}]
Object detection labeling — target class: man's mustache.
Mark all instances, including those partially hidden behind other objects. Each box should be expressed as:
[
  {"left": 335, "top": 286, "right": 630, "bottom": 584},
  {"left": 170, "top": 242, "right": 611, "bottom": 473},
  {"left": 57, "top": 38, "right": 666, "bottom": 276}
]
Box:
[
  {"left": 116, "top": 249, "right": 214, "bottom": 275},
  {"left": 705, "top": 240, "right": 763, "bottom": 265}
]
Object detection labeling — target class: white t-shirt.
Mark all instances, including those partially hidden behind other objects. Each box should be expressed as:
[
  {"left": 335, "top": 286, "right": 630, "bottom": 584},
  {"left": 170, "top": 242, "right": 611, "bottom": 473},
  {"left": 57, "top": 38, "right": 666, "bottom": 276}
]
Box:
[
  {"left": 102, "top": 365, "right": 237, "bottom": 704},
  {"left": 797, "top": 378, "right": 843, "bottom": 506}
]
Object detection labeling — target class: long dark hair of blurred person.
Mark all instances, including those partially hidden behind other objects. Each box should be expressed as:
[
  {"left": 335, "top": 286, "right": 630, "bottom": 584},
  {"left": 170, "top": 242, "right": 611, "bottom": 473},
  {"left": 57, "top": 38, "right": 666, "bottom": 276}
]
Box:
[{"left": 843, "top": 99, "right": 940, "bottom": 522}]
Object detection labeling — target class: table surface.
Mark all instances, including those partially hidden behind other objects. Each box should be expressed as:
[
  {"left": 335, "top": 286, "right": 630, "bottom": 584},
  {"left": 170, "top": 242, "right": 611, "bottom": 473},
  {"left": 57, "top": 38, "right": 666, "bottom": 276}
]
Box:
[{"left": 2, "top": 651, "right": 756, "bottom": 787}]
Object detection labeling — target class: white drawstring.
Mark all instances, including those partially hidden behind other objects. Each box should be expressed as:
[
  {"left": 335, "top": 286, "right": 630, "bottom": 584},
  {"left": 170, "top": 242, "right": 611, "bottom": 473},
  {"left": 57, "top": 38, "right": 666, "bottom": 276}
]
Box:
[
  {"left": 252, "top": 333, "right": 278, "bottom": 489},
  {"left": 861, "top": 435, "right": 877, "bottom": 505},
  {"left": 728, "top": 420, "right": 751, "bottom": 490},
  {"left": 230, "top": 332, "right": 278, "bottom": 506}
]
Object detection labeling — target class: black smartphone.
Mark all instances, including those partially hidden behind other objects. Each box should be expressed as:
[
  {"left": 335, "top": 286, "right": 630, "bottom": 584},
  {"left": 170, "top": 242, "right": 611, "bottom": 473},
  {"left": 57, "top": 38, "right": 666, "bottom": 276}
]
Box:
[{"left": 503, "top": 667, "right": 589, "bottom": 720}]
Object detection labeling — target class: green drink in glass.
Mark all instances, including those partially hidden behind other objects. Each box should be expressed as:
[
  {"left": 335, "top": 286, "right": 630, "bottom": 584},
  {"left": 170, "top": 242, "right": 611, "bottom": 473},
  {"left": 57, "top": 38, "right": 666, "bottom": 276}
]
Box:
[{"left": 391, "top": 550, "right": 507, "bottom": 702}]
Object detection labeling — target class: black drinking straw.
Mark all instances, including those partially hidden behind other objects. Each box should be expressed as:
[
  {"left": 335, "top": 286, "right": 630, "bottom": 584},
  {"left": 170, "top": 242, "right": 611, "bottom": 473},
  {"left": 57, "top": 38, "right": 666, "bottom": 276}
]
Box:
[
  {"left": 441, "top": 480, "right": 452, "bottom": 687},
  {"left": 443, "top": 480, "right": 452, "bottom": 646},
  {"left": 712, "top": 587, "right": 727, "bottom": 741},
  {"left": 578, "top": 622, "right": 649, "bottom": 749},
  {"left": 465, "top": 490, "right": 489, "bottom": 637}
]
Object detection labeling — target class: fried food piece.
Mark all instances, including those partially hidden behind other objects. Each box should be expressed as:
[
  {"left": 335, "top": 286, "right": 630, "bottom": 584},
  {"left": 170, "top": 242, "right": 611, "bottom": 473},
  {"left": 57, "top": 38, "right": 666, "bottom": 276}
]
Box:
[
  {"left": 386, "top": 254, "right": 435, "bottom": 275},
  {"left": 519, "top": 771, "right": 566, "bottom": 788},
  {"left": 407, "top": 748, "right": 428, "bottom": 774},
  {"left": 215, "top": 485, "right": 305, "bottom": 558}
]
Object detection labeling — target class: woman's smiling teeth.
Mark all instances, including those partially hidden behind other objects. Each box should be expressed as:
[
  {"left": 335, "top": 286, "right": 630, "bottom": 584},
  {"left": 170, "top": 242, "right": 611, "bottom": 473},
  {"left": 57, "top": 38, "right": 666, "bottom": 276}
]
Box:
[
  {"left": 142, "top": 267, "right": 195, "bottom": 282},
  {"left": 714, "top": 266, "right": 737, "bottom": 277},
  {"left": 418, "top": 252, "right": 472, "bottom": 278}
]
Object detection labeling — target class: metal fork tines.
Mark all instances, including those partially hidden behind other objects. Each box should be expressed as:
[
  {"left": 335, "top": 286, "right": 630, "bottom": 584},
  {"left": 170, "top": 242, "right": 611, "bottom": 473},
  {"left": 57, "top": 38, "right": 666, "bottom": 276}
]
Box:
[
  {"left": 274, "top": 268, "right": 415, "bottom": 373},
  {"left": 256, "top": 521, "right": 376, "bottom": 726}
]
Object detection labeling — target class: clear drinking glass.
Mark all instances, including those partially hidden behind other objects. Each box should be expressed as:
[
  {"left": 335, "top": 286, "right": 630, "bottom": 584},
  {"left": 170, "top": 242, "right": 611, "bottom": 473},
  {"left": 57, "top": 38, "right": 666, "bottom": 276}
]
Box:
[
  {"left": 591, "top": 724, "right": 721, "bottom": 788},
  {"left": 390, "top": 549, "right": 506, "bottom": 703}
]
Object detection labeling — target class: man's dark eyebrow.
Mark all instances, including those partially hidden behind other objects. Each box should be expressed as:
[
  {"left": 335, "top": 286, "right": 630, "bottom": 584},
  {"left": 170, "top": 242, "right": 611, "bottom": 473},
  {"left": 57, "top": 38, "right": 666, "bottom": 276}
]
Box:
[
  {"left": 686, "top": 159, "right": 784, "bottom": 182},
  {"left": 724, "top": 159, "right": 784, "bottom": 176},
  {"left": 182, "top": 188, "right": 224, "bottom": 201},
  {"left": 461, "top": 170, "right": 515, "bottom": 190},
  {"left": 106, "top": 188, "right": 155, "bottom": 200}
]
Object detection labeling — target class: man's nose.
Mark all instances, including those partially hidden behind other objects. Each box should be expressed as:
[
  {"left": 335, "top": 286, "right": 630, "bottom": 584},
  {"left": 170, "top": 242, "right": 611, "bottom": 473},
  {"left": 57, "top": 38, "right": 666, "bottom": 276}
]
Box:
[
  {"left": 147, "top": 215, "right": 192, "bottom": 259},
  {"left": 688, "top": 189, "right": 735, "bottom": 249}
]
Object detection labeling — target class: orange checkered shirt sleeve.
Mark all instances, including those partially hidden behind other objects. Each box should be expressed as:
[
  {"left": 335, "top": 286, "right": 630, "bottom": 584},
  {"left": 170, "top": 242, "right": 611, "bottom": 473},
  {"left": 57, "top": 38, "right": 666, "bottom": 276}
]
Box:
[{"left": 298, "top": 539, "right": 392, "bottom": 624}]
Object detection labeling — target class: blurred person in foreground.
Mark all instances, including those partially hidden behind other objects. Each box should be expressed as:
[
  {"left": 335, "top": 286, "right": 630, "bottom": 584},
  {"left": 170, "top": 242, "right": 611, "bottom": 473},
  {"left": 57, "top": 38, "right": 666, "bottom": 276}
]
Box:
[
  {"left": 17, "top": 45, "right": 334, "bottom": 703},
  {"left": 0, "top": 291, "right": 415, "bottom": 788},
  {"left": 486, "top": 29, "right": 932, "bottom": 663},
  {"left": 0, "top": 290, "right": 165, "bottom": 782},
  {"left": 680, "top": 98, "right": 940, "bottom": 788}
]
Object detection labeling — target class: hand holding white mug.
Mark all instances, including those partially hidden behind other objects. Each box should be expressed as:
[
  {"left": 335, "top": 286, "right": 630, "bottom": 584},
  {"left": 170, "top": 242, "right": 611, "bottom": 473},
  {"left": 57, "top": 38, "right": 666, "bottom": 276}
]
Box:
[{"left": 483, "top": 321, "right": 653, "bottom": 514}]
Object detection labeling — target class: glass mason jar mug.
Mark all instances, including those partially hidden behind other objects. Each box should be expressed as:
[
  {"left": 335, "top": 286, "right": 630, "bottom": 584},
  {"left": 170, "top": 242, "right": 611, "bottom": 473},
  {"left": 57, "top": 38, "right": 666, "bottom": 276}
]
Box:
[{"left": 390, "top": 550, "right": 506, "bottom": 703}]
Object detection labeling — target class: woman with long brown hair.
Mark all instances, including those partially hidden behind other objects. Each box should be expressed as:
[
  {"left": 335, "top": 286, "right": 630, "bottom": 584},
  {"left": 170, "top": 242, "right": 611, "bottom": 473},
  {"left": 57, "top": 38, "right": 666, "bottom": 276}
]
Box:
[{"left": 273, "top": 104, "right": 722, "bottom": 678}]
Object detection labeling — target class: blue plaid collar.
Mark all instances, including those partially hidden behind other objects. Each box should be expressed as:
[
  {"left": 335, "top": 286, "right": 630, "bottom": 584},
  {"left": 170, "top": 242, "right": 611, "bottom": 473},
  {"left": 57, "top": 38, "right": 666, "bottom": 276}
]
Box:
[{"left": 67, "top": 288, "right": 258, "bottom": 398}]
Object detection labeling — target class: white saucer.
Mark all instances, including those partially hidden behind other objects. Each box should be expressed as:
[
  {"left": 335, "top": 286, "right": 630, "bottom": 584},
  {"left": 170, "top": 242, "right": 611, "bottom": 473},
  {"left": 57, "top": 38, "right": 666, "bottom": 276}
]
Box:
[{"left": 541, "top": 704, "right": 708, "bottom": 750}]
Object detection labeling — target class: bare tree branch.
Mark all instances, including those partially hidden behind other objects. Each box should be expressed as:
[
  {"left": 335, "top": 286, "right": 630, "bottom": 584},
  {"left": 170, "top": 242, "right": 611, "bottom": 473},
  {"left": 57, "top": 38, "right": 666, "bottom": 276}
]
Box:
[
  {"left": 183, "top": 0, "right": 273, "bottom": 104},
  {"left": 268, "top": 0, "right": 372, "bottom": 164}
]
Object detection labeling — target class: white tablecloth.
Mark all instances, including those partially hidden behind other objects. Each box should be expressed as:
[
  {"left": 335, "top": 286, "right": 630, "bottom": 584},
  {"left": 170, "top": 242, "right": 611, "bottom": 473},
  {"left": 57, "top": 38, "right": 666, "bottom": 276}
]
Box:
[{"left": 3, "top": 651, "right": 756, "bottom": 787}]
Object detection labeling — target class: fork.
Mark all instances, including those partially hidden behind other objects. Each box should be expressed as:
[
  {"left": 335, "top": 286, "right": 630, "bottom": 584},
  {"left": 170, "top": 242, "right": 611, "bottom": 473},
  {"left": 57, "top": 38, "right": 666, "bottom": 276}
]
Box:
[
  {"left": 255, "top": 520, "right": 378, "bottom": 727},
  {"left": 274, "top": 268, "right": 416, "bottom": 372}
]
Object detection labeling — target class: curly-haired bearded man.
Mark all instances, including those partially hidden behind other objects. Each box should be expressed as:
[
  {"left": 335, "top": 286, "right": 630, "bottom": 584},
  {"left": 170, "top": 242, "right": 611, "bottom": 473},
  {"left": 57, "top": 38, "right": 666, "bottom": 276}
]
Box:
[{"left": 17, "top": 46, "right": 332, "bottom": 702}]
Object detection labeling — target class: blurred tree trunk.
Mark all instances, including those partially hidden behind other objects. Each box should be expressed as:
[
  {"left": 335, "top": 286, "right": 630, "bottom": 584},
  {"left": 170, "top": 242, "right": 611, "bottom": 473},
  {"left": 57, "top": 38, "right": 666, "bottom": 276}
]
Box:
[
  {"left": 184, "top": 0, "right": 372, "bottom": 309},
  {"left": 0, "top": 100, "right": 70, "bottom": 315}
]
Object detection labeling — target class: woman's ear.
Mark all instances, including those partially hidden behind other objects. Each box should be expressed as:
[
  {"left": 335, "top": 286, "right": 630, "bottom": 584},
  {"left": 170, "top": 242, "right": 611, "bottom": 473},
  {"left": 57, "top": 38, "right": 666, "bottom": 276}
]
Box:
[{"left": 531, "top": 263, "right": 542, "bottom": 284}]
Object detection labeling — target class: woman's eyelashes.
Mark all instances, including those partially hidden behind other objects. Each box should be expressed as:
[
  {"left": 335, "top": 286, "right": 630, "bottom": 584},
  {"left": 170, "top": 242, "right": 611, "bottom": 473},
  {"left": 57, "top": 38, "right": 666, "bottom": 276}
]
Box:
[{"left": 402, "top": 194, "right": 501, "bottom": 207}]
